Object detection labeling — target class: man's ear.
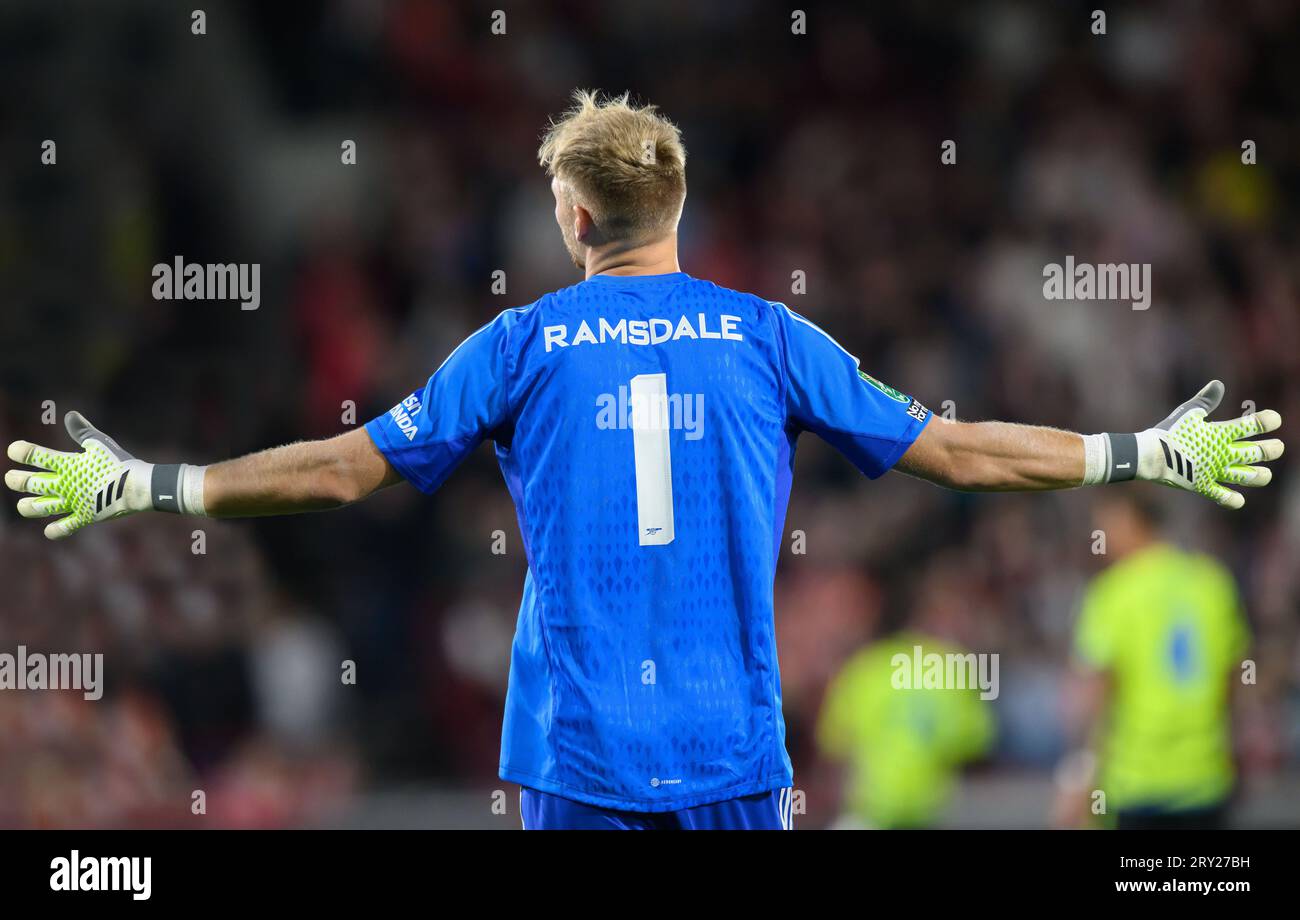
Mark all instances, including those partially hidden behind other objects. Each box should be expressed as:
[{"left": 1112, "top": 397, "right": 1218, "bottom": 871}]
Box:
[{"left": 572, "top": 203, "right": 594, "bottom": 243}]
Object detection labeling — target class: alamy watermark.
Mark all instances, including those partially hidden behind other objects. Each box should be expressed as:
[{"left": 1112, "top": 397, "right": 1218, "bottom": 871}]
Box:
[
  {"left": 1043, "top": 256, "right": 1150, "bottom": 310},
  {"left": 596, "top": 386, "right": 704, "bottom": 440},
  {"left": 50, "top": 851, "right": 150, "bottom": 900},
  {"left": 0, "top": 645, "right": 103, "bottom": 700},
  {"left": 891, "top": 645, "right": 999, "bottom": 700},
  {"left": 152, "top": 256, "right": 261, "bottom": 310}
]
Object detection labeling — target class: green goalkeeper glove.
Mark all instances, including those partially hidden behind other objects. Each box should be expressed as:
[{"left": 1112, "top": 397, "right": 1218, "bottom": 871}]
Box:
[
  {"left": 1083, "top": 380, "right": 1284, "bottom": 509},
  {"left": 5, "top": 412, "right": 205, "bottom": 540}
]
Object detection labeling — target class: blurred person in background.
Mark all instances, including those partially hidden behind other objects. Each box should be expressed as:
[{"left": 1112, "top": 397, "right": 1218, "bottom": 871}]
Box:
[
  {"left": 1055, "top": 492, "right": 1249, "bottom": 829},
  {"left": 817, "top": 576, "right": 995, "bottom": 829}
]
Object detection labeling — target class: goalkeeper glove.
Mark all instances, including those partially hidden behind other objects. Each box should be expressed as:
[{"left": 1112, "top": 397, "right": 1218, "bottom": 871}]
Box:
[
  {"left": 5, "top": 412, "right": 205, "bottom": 540},
  {"left": 1083, "top": 380, "right": 1283, "bottom": 509}
]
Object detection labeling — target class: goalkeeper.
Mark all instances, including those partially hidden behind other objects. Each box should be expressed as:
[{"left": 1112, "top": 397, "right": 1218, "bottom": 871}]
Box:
[{"left": 5, "top": 380, "right": 1282, "bottom": 540}]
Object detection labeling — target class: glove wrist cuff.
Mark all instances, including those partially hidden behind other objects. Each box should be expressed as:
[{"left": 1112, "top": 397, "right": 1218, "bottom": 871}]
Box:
[
  {"left": 181, "top": 463, "right": 208, "bottom": 516},
  {"left": 1080, "top": 432, "right": 1144, "bottom": 486},
  {"left": 150, "top": 463, "right": 207, "bottom": 516},
  {"left": 1081, "top": 434, "right": 1106, "bottom": 485}
]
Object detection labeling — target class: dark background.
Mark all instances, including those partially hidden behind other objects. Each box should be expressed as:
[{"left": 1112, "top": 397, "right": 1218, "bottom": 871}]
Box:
[{"left": 0, "top": 0, "right": 1297, "bottom": 828}]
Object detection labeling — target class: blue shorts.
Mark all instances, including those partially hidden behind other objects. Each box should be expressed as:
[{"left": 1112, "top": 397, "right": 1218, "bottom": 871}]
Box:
[{"left": 519, "top": 785, "right": 794, "bottom": 830}]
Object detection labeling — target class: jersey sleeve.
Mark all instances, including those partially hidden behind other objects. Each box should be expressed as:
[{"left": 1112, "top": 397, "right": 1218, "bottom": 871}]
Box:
[
  {"left": 365, "top": 309, "right": 521, "bottom": 494},
  {"left": 770, "top": 303, "right": 931, "bottom": 478}
]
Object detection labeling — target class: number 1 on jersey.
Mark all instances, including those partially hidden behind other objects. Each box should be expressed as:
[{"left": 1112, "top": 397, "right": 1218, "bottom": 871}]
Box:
[{"left": 630, "top": 373, "right": 675, "bottom": 546}]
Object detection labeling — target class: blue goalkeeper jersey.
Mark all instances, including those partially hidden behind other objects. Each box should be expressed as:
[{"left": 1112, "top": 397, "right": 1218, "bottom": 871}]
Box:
[{"left": 365, "top": 272, "right": 930, "bottom": 811}]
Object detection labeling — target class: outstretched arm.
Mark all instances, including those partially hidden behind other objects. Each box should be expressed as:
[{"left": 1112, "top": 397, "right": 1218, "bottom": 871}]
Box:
[
  {"left": 896, "top": 380, "right": 1284, "bottom": 508},
  {"left": 204, "top": 428, "right": 401, "bottom": 516},
  {"left": 6, "top": 412, "right": 401, "bottom": 539},
  {"left": 897, "top": 420, "right": 1084, "bottom": 491}
]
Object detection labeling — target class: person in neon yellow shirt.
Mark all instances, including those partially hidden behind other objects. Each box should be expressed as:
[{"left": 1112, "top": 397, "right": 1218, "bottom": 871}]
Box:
[
  {"left": 1060, "top": 492, "right": 1250, "bottom": 829},
  {"left": 818, "top": 628, "right": 995, "bottom": 829}
]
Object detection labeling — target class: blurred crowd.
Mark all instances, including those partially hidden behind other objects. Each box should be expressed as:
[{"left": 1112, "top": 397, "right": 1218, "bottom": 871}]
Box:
[{"left": 1, "top": 0, "right": 1297, "bottom": 827}]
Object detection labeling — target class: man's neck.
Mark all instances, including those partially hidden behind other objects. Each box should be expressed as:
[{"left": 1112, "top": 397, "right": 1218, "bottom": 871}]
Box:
[{"left": 585, "top": 234, "right": 681, "bottom": 279}]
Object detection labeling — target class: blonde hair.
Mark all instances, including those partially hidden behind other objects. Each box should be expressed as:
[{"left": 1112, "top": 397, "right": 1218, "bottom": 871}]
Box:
[{"left": 538, "top": 89, "right": 687, "bottom": 240}]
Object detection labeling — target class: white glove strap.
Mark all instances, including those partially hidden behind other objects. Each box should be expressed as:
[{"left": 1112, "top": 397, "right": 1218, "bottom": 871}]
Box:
[
  {"left": 1081, "top": 434, "right": 1107, "bottom": 486},
  {"left": 182, "top": 464, "right": 208, "bottom": 517}
]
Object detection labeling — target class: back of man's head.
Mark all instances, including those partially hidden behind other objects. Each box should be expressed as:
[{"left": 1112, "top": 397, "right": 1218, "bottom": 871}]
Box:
[{"left": 539, "top": 90, "right": 687, "bottom": 242}]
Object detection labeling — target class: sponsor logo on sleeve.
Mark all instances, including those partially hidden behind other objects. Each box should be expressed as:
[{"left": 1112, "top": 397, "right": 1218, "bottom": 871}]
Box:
[
  {"left": 857, "top": 369, "right": 911, "bottom": 403},
  {"left": 389, "top": 394, "right": 423, "bottom": 441}
]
